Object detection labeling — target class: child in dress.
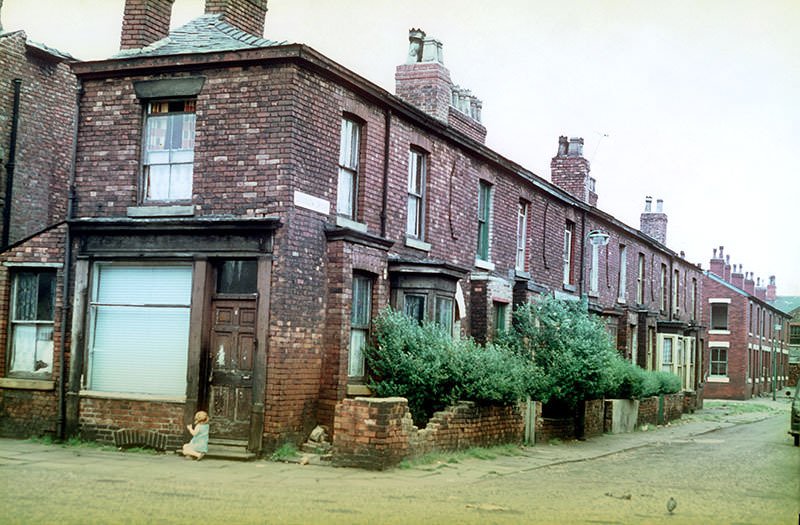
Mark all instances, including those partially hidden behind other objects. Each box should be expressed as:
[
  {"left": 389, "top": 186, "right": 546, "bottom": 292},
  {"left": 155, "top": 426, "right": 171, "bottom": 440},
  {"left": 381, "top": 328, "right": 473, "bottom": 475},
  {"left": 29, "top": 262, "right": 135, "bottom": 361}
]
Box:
[{"left": 182, "top": 411, "right": 209, "bottom": 460}]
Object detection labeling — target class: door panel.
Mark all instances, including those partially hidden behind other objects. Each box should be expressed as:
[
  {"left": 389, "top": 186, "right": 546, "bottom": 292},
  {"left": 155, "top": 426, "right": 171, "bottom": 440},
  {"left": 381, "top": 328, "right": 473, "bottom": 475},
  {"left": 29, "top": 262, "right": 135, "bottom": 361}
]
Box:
[{"left": 208, "top": 299, "right": 256, "bottom": 440}]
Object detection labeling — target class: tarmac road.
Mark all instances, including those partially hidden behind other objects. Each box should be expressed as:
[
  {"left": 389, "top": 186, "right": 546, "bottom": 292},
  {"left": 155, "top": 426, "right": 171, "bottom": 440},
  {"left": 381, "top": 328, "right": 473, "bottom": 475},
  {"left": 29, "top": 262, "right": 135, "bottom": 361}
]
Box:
[{"left": 0, "top": 397, "right": 797, "bottom": 524}]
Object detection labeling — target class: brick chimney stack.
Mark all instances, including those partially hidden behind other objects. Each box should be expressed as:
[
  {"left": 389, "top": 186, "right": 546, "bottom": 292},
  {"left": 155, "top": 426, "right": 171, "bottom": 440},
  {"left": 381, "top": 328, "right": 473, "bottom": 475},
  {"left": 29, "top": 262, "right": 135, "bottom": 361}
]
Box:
[
  {"left": 709, "top": 246, "right": 724, "bottom": 278},
  {"left": 395, "top": 29, "right": 486, "bottom": 143},
  {"left": 755, "top": 277, "right": 767, "bottom": 300},
  {"left": 205, "top": 0, "right": 268, "bottom": 37},
  {"left": 731, "top": 264, "right": 745, "bottom": 289},
  {"left": 640, "top": 196, "right": 667, "bottom": 244},
  {"left": 744, "top": 272, "right": 755, "bottom": 295},
  {"left": 723, "top": 254, "right": 731, "bottom": 282},
  {"left": 120, "top": 0, "right": 175, "bottom": 50},
  {"left": 766, "top": 275, "right": 777, "bottom": 301},
  {"left": 551, "top": 137, "right": 598, "bottom": 206}
]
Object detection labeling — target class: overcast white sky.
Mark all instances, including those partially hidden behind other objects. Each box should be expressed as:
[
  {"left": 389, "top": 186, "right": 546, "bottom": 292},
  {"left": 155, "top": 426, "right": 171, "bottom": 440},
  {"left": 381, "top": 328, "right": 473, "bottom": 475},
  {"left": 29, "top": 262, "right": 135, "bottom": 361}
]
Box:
[{"left": 4, "top": 0, "right": 799, "bottom": 295}]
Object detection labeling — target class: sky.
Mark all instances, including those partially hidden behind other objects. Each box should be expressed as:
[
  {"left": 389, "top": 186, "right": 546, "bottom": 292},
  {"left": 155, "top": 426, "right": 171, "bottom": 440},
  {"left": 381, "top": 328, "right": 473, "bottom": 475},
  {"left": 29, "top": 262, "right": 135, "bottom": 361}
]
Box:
[{"left": 4, "top": 0, "right": 799, "bottom": 295}]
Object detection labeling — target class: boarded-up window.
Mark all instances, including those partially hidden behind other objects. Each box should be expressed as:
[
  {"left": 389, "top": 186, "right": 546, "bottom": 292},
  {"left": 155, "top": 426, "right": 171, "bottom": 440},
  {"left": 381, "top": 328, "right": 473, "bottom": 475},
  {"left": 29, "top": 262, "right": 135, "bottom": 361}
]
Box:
[{"left": 87, "top": 264, "right": 192, "bottom": 396}]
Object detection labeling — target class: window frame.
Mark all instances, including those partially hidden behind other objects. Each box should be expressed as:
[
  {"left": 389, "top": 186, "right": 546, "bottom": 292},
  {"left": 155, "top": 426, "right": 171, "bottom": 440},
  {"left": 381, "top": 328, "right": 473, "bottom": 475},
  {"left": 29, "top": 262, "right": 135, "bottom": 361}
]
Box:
[
  {"left": 617, "top": 244, "right": 627, "bottom": 302},
  {"left": 636, "top": 253, "right": 645, "bottom": 304},
  {"left": 7, "top": 270, "right": 57, "bottom": 378},
  {"left": 515, "top": 200, "right": 528, "bottom": 271},
  {"left": 660, "top": 264, "right": 668, "bottom": 312},
  {"left": 476, "top": 181, "right": 492, "bottom": 261},
  {"left": 563, "top": 221, "right": 575, "bottom": 286},
  {"left": 85, "top": 262, "right": 192, "bottom": 397},
  {"left": 789, "top": 324, "right": 800, "bottom": 346},
  {"left": 349, "top": 274, "right": 373, "bottom": 380},
  {"left": 710, "top": 303, "right": 729, "bottom": 331},
  {"left": 142, "top": 99, "right": 197, "bottom": 203},
  {"left": 337, "top": 117, "right": 361, "bottom": 220},
  {"left": 710, "top": 346, "right": 728, "bottom": 377},
  {"left": 406, "top": 149, "right": 427, "bottom": 240}
]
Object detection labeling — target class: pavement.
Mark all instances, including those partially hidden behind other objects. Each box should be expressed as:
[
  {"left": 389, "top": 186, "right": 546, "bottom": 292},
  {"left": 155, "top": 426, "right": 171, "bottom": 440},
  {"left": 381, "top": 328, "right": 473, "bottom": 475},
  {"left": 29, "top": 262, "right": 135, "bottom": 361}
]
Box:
[{"left": 0, "top": 391, "right": 794, "bottom": 483}]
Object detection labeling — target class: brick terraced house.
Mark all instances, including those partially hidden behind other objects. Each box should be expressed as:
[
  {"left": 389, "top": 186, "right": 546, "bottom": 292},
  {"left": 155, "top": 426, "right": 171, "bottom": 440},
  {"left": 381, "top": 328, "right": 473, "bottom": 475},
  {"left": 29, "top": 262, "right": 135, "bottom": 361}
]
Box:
[
  {"left": 702, "top": 247, "right": 790, "bottom": 399},
  {"left": 0, "top": 11, "right": 78, "bottom": 437},
  {"left": 0, "top": 0, "right": 707, "bottom": 454}
]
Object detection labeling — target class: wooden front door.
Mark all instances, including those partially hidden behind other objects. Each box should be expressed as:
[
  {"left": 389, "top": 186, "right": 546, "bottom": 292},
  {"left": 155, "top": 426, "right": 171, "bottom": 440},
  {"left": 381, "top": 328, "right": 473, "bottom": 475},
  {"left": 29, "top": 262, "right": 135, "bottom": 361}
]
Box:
[{"left": 208, "top": 299, "right": 256, "bottom": 440}]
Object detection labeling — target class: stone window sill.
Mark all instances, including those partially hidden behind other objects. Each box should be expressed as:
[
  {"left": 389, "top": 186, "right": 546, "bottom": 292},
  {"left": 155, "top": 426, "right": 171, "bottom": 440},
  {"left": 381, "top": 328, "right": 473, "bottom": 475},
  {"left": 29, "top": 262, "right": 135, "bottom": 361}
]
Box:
[
  {"left": 474, "top": 258, "right": 495, "bottom": 271},
  {"left": 79, "top": 390, "right": 186, "bottom": 404},
  {"left": 0, "top": 378, "right": 55, "bottom": 390},
  {"left": 335, "top": 216, "right": 368, "bottom": 233},
  {"left": 127, "top": 205, "right": 195, "bottom": 218},
  {"left": 405, "top": 237, "right": 431, "bottom": 252},
  {"left": 708, "top": 376, "right": 730, "bottom": 383},
  {"left": 347, "top": 384, "right": 372, "bottom": 396}
]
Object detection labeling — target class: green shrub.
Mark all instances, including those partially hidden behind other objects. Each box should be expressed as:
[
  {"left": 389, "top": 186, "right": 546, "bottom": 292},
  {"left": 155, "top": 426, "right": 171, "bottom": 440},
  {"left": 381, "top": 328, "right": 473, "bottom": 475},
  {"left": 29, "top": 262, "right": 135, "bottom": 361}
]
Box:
[
  {"left": 503, "top": 297, "right": 618, "bottom": 409},
  {"left": 365, "top": 309, "right": 544, "bottom": 425}
]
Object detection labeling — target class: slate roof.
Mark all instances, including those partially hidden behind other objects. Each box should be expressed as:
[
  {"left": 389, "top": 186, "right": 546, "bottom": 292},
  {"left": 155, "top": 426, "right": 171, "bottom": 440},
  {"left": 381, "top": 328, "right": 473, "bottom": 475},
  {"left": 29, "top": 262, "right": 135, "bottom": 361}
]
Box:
[
  {"left": 114, "top": 14, "right": 285, "bottom": 58},
  {"left": 0, "top": 30, "right": 75, "bottom": 61},
  {"left": 770, "top": 296, "right": 800, "bottom": 316}
]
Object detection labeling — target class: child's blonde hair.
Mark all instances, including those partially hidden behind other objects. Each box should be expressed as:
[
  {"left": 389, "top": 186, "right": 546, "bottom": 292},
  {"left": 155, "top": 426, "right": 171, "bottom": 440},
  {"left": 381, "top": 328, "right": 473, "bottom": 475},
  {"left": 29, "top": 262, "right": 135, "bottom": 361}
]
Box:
[{"left": 194, "top": 411, "right": 209, "bottom": 425}]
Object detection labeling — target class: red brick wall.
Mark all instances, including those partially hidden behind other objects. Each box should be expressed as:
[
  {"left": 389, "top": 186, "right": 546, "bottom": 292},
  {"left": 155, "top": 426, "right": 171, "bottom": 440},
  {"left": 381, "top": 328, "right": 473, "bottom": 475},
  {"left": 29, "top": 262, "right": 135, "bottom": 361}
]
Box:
[
  {"left": 583, "top": 399, "right": 604, "bottom": 438},
  {"left": 637, "top": 396, "right": 658, "bottom": 427},
  {"left": 78, "top": 396, "right": 185, "bottom": 448},
  {"left": 0, "top": 224, "right": 67, "bottom": 437},
  {"left": 119, "top": 0, "right": 174, "bottom": 50},
  {"left": 332, "top": 398, "right": 524, "bottom": 470},
  {"left": 0, "top": 32, "right": 76, "bottom": 244},
  {"left": 0, "top": 388, "right": 58, "bottom": 438},
  {"left": 205, "top": 0, "right": 268, "bottom": 37}
]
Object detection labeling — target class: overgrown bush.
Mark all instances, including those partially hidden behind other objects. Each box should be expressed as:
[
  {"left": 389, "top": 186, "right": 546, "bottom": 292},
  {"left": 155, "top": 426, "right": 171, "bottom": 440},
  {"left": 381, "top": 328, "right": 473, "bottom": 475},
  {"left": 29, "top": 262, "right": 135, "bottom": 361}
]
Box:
[
  {"left": 502, "top": 297, "right": 619, "bottom": 409},
  {"left": 502, "top": 296, "right": 683, "bottom": 406},
  {"left": 365, "top": 309, "right": 545, "bottom": 425}
]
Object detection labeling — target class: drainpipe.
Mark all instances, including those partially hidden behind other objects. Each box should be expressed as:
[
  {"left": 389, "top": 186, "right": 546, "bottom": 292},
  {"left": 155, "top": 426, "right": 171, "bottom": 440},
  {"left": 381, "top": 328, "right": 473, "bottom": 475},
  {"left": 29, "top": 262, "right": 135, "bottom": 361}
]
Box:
[
  {"left": 379, "top": 109, "right": 392, "bottom": 237},
  {"left": 57, "top": 79, "right": 82, "bottom": 440},
  {"left": 579, "top": 210, "right": 586, "bottom": 300},
  {"left": 2, "top": 79, "right": 22, "bottom": 248}
]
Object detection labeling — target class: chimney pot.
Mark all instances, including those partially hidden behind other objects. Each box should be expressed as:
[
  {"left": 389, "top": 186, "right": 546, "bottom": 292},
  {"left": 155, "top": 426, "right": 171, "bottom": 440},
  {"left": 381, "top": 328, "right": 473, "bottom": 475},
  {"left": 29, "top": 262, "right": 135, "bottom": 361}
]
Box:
[
  {"left": 644, "top": 196, "right": 652, "bottom": 213},
  {"left": 656, "top": 198, "right": 664, "bottom": 213}
]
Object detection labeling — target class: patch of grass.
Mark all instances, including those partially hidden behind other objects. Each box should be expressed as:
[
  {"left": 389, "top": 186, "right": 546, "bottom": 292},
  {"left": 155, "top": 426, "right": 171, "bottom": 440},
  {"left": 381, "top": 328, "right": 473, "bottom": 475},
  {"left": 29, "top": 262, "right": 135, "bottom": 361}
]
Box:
[
  {"left": 702, "top": 401, "right": 777, "bottom": 414},
  {"left": 269, "top": 442, "right": 300, "bottom": 462},
  {"left": 27, "top": 435, "right": 55, "bottom": 446},
  {"left": 398, "top": 444, "right": 525, "bottom": 469}
]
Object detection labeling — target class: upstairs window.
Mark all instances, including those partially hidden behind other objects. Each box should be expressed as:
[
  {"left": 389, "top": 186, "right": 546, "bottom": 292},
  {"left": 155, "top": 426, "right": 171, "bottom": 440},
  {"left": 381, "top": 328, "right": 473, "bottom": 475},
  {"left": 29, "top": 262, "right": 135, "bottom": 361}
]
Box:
[
  {"left": 477, "top": 181, "right": 492, "bottom": 261},
  {"left": 9, "top": 271, "right": 56, "bottom": 376},
  {"left": 660, "top": 264, "right": 668, "bottom": 312},
  {"left": 710, "top": 303, "right": 729, "bottom": 331},
  {"left": 672, "top": 269, "right": 680, "bottom": 315},
  {"left": 563, "top": 221, "right": 575, "bottom": 286},
  {"left": 515, "top": 201, "right": 528, "bottom": 271},
  {"left": 337, "top": 118, "right": 361, "bottom": 220},
  {"left": 618, "top": 244, "right": 628, "bottom": 302},
  {"left": 144, "top": 100, "right": 196, "bottom": 201},
  {"left": 789, "top": 324, "right": 800, "bottom": 345},
  {"left": 406, "top": 149, "right": 427, "bottom": 239},
  {"left": 636, "top": 253, "right": 645, "bottom": 304}
]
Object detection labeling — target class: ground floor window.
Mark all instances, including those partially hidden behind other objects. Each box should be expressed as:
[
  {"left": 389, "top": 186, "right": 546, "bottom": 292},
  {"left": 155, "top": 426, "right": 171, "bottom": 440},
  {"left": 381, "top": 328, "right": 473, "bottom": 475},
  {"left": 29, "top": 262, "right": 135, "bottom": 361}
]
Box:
[
  {"left": 9, "top": 270, "right": 56, "bottom": 376},
  {"left": 661, "top": 337, "right": 673, "bottom": 373},
  {"left": 710, "top": 347, "right": 728, "bottom": 377},
  {"left": 87, "top": 263, "right": 192, "bottom": 396},
  {"left": 349, "top": 275, "right": 372, "bottom": 379}
]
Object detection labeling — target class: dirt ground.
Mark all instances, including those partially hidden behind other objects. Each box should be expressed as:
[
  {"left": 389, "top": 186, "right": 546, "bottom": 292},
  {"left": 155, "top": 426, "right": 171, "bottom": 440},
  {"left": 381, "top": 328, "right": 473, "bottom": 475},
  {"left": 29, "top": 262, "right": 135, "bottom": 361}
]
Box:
[{"left": 1, "top": 400, "right": 798, "bottom": 524}]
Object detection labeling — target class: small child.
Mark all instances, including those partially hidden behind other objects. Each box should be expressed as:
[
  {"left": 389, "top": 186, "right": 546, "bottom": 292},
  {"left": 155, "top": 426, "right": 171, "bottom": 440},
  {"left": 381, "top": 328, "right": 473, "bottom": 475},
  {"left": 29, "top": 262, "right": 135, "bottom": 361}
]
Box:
[{"left": 182, "top": 411, "right": 209, "bottom": 460}]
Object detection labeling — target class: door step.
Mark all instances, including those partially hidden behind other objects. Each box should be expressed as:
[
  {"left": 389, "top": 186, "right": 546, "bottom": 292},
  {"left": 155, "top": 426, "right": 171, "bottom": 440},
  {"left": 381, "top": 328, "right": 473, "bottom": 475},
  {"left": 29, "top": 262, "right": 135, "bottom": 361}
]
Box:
[
  {"left": 205, "top": 443, "right": 257, "bottom": 461},
  {"left": 186, "top": 438, "right": 256, "bottom": 461}
]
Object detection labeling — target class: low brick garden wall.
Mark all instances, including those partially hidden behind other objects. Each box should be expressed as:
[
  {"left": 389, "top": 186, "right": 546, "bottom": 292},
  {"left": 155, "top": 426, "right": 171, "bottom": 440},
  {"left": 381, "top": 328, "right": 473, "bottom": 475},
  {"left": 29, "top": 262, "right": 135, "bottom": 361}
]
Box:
[
  {"left": 333, "top": 392, "right": 699, "bottom": 469},
  {"left": 333, "top": 397, "right": 525, "bottom": 470}
]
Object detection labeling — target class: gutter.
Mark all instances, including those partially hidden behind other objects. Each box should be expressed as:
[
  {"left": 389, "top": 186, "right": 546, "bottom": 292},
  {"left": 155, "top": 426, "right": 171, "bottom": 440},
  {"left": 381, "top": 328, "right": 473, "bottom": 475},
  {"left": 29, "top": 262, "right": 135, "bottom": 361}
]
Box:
[
  {"left": 57, "top": 79, "right": 82, "bottom": 440},
  {"left": 2, "top": 79, "right": 22, "bottom": 248}
]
